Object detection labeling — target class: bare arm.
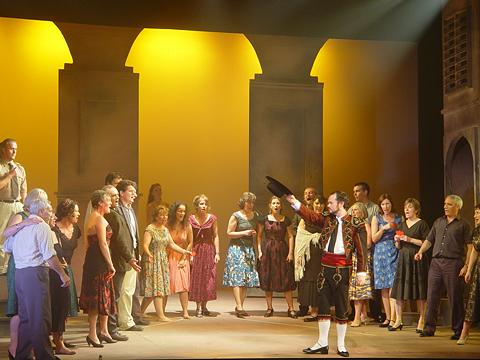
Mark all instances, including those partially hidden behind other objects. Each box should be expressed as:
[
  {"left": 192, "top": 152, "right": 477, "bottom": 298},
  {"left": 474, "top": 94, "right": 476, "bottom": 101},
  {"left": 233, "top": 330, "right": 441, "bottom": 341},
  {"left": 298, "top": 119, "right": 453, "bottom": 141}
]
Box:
[
  {"left": 286, "top": 225, "right": 294, "bottom": 262},
  {"left": 168, "top": 232, "right": 192, "bottom": 256},
  {"left": 414, "top": 239, "right": 432, "bottom": 261},
  {"left": 460, "top": 244, "right": 473, "bottom": 277},
  {"left": 213, "top": 218, "right": 220, "bottom": 263},
  {"left": 371, "top": 216, "right": 383, "bottom": 243},
  {"left": 465, "top": 247, "right": 478, "bottom": 283},
  {"left": 142, "top": 230, "right": 153, "bottom": 261},
  {"left": 257, "top": 222, "right": 264, "bottom": 259},
  {"left": 96, "top": 217, "right": 115, "bottom": 277},
  {"left": 365, "top": 223, "right": 373, "bottom": 250}
]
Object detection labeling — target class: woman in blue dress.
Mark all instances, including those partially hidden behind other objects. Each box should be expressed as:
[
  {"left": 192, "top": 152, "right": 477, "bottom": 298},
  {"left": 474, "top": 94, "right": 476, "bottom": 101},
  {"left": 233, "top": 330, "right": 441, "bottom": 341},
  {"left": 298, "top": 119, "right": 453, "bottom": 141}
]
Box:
[
  {"left": 223, "top": 192, "right": 260, "bottom": 318},
  {"left": 371, "top": 193, "right": 401, "bottom": 328}
]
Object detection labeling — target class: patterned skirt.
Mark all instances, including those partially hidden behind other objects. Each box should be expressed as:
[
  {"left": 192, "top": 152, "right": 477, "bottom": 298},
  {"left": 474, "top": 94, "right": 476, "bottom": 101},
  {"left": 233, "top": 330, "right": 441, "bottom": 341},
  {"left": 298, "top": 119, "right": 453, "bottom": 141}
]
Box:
[
  {"left": 223, "top": 243, "right": 259, "bottom": 288},
  {"left": 349, "top": 251, "right": 373, "bottom": 301},
  {"left": 79, "top": 271, "right": 116, "bottom": 316},
  {"left": 189, "top": 241, "right": 217, "bottom": 302},
  {"left": 257, "top": 239, "right": 296, "bottom": 292},
  {"left": 464, "top": 259, "right": 480, "bottom": 322}
]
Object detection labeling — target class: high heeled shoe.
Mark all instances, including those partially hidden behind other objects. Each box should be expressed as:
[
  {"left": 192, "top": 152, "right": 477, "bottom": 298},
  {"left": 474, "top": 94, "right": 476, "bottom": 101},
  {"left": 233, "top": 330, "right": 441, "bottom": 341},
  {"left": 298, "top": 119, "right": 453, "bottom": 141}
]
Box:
[
  {"left": 457, "top": 336, "right": 468, "bottom": 345},
  {"left": 388, "top": 323, "right": 403, "bottom": 331},
  {"left": 264, "top": 308, "right": 274, "bottom": 317},
  {"left": 98, "top": 333, "right": 117, "bottom": 344},
  {"left": 287, "top": 309, "right": 297, "bottom": 318},
  {"left": 379, "top": 319, "right": 391, "bottom": 328},
  {"left": 235, "top": 307, "right": 245, "bottom": 318},
  {"left": 86, "top": 336, "right": 104, "bottom": 348}
]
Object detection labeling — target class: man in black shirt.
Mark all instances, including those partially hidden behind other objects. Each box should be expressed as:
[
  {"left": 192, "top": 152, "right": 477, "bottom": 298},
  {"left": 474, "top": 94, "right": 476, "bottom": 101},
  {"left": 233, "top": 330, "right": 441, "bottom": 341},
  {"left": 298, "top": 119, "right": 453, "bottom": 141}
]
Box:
[{"left": 415, "top": 195, "right": 472, "bottom": 339}]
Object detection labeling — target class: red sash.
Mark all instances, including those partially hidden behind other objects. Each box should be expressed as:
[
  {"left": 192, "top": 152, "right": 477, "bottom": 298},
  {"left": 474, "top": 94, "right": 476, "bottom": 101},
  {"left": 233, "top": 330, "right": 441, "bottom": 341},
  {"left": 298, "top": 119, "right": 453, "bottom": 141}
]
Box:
[{"left": 321, "top": 252, "right": 351, "bottom": 267}]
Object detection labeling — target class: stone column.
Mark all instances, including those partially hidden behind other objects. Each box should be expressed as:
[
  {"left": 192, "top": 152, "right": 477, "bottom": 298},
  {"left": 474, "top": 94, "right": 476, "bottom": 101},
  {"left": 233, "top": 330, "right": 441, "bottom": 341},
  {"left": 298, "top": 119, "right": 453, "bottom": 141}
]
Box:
[
  {"left": 56, "top": 22, "right": 141, "bottom": 284},
  {"left": 246, "top": 35, "right": 327, "bottom": 214}
]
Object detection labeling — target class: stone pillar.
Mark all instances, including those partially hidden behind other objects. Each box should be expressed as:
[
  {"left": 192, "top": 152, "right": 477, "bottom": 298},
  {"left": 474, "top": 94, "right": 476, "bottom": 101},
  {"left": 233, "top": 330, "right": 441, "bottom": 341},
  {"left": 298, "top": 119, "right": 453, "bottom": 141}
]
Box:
[
  {"left": 56, "top": 22, "right": 141, "bottom": 285},
  {"left": 246, "top": 35, "right": 327, "bottom": 214}
]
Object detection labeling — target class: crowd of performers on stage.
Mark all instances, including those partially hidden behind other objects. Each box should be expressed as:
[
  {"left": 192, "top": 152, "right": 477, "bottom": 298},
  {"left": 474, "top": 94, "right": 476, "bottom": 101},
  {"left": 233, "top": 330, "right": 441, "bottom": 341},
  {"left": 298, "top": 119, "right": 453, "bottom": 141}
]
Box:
[{"left": 1, "top": 137, "right": 479, "bottom": 359}]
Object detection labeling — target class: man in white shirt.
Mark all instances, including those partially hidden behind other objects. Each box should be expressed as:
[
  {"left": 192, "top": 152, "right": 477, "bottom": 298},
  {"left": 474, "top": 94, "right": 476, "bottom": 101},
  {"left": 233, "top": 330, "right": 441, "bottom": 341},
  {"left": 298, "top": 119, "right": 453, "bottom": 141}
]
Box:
[
  {"left": 287, "top": 191, "right": 366, "bottom": 358},
  {"left": 4, "top": 197, "right": 69, "bottom": 360}
]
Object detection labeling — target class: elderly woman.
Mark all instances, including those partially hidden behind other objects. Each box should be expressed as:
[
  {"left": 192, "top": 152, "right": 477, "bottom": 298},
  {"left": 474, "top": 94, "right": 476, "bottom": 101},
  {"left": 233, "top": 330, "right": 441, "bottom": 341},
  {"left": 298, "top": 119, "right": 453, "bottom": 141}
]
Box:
[
  {"left": 371, "top": 193, "right": 401, "bottom": 328},
  {"left": 390, "top": 198, "right": 430, "bottom": 331},
  {"left": 79, "top": 190, "right": 116, "bottom": 348},
  {"left": 188, "top": 194, "right": 220, "bottom": 317},
  {"left": 257, "top": 196, "right": 296, "bottom": 318},
  {"left": 458, "top": 203, "right": 480, "bottom": 344},
  {"left": 223, "top": 192, "right": 260, "bottom": 318},
  {"left": 3, "top": 189, "right": 48, "bottom": 359},
  {"left": 348, "top": 202, "right": 373, "bottom": 327}
]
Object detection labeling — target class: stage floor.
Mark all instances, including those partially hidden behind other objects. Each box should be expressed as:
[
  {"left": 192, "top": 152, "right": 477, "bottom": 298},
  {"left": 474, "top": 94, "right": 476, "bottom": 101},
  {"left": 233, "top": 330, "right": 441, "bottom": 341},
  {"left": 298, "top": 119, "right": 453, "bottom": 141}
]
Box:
[{"left": 0, "top": 289, "right": 478, "bottom": 359}]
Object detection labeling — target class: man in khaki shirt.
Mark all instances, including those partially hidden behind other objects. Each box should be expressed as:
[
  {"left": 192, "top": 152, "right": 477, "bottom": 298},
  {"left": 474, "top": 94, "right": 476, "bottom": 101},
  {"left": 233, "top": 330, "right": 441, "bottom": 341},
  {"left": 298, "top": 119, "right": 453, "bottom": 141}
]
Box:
[{"left": 0, "top": 138, "right": 27, "bottom": 274}]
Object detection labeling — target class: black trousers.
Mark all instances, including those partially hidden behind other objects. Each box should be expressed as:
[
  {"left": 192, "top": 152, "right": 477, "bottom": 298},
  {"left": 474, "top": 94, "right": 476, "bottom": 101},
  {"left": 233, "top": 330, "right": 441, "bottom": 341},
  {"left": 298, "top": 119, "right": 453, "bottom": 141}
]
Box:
[
  {"left": 108, "top": 270, "right": 125, "bottom": 334},
  {"left": 317, "top": 265, "right": 351, "bottom": 322}
]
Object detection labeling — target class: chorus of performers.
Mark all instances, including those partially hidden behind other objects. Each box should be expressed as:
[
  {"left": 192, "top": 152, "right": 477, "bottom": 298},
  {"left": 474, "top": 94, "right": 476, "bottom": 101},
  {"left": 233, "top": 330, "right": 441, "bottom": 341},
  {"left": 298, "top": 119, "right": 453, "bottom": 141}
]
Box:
[{"left": 1, "top": 137, "right": 479, "bottom": 359}]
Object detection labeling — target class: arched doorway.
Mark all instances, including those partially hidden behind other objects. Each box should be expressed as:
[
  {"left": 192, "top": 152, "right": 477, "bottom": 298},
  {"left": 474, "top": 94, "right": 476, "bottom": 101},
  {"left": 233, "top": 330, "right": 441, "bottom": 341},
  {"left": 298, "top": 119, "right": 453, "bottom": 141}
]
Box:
[{"left": 446, "top": 136, "right": 475, "bottom": 227}]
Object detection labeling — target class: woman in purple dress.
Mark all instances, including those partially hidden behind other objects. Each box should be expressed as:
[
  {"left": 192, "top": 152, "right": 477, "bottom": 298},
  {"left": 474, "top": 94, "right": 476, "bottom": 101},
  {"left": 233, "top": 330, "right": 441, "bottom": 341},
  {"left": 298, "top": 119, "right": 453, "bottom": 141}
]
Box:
[
  {"left": 188, "top": 194, "right": 220, "bottom": 317},
  {"left": 257, "top": 196, "right": 297, "bottom": 318}
]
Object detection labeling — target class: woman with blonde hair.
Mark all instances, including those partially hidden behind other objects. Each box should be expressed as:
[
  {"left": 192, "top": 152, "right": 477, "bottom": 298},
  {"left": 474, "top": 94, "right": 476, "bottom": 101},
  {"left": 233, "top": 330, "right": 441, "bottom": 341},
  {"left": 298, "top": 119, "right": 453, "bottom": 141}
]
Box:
[
  {"left": 188, "top": 194, "right": 220, "bottom": 317},
  {"left": 348, "top": 201, "right": 373, "bottom": 327}
]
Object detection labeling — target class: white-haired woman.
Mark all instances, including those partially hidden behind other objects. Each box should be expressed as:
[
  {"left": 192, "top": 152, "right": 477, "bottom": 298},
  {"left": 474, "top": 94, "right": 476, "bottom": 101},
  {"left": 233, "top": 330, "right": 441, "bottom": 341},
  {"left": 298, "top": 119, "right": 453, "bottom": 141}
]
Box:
[
  {"left": 223, "top": 192, "right": 260, "bottom": 318},
  {"left": 3, "top": 188, "right": 48, "bottom": 359}
]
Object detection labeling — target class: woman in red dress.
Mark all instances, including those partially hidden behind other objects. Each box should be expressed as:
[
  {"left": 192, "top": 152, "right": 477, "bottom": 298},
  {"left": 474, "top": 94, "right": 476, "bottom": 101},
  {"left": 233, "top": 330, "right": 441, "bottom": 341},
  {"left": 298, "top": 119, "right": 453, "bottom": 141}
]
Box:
[
  {"left": 188, "top": 194, "right": 220, "bottom": 317},
  {"left": 79, "top": 190, "right": 116, "bottom": 348}
]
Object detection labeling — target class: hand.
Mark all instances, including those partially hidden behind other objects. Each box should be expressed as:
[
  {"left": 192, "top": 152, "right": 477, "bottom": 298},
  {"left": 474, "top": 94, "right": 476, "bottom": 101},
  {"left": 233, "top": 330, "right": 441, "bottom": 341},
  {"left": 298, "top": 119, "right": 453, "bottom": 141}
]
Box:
[
  {"left": 184, "top": 250, "right": 193, "bottom": 257},
  {"left": 382, "top": 223, "right": 391, "bottom": 231},
  {"left": 60, "top": 273, "right": 71, "bottom": 288},
  {"left": 246, "top": 229, "right": 257, "bottom": 237},
  {"left": 7, "top": 166, "right": 17, "bottom": 179},
  {"left": 465, "top": 271, "right": 472, "bottom": 283},
  {"left": 129, "top": 258, "right": 142, "bottom": 272},
  {"left": 459, "top": 265, "right": 468, "bottom": 277},
  {"left": 285, "top": 194, "right": 297, "bottom": 204},
  {"left": 178, "top": 260, "right": 186, "bottom": 269},
  {"left": 414, "top": 252, "right": 422, "bottom": 261},
  {"left": 106, "top": 264, "right": 116, "bottom": 280},
  {"left": 400, "top": 235, "right": 409, "bottom": 242},
  {"left": 258, "top": 251, "right": 262, "bottom": 260},
  {"left": 60, "top": 261, "right": 68, "bottom": 269},
  {"left": 214, "top": 254, "right": 220, "bottom": 264},
  {"left": 394, "top": 235, "right": 401, "bottom": 242},
  {"left": 286, "top": 253, "right": 293, "bottom": 262}
]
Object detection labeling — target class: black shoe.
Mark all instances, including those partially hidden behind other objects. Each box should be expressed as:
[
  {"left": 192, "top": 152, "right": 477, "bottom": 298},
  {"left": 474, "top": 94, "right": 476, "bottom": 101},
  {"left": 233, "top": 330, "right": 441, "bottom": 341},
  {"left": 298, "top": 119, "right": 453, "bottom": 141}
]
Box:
[
  {"left": 126, "top": 325, "right": 143, "bottom": 331},
  {"left": 98, "top": 333, "right": 118, "bottom": 343},
  {"left": 303, "top": 345, "right": 328, "bottom": 354},
  {"left": 297, "top": 306, "right": 309, "bottom": 317},
  {"left": 86, "top": 336, "right": 104, "bottom": 348},
  {"left": 304, "top": 316, "right": 318, "bottom": 322},
  {"left": 379, "top": 319, "right": 391, "bottom": 328},
  {"left": 419, "top": 331, "right": 434, "bottom": 337},
  {"left": 135, "top": 318, "right": 150, "bottom": 326},
  {"left": 388, "top": 323, "right": 403, "bottom": 331},
  {"left": 337, "top": 350, "right": 350, "bottom": 357},
  {"left": 63, "top": 341, "right": 76, "bottom": 348},
  {"left": 111, "top": 332, "right": 129, "bottom": 341},
  {"left": 416, "top": 328, "right": 423, "bottom": 334},
  {"left": 450, "top": 334, "right": 460, "bottom": 340}
]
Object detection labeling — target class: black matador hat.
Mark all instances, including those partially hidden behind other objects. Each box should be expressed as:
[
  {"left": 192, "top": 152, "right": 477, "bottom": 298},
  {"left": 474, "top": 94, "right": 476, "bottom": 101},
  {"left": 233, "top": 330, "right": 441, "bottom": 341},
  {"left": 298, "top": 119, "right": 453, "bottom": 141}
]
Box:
[{"left": 266, "top": 176, "right": 293, "bottom": 197}]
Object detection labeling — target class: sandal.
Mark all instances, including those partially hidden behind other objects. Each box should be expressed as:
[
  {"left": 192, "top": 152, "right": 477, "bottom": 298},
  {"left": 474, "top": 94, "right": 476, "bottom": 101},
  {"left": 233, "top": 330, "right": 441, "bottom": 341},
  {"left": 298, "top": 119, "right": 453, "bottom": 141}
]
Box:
[
  {"left": 264, "top": 308, "right": 274, "bottom": 317},
  {"left": 202, "top": 308, "right": 211, "bottom": 316},
  {"left": 235, "top": 307, "right": 245, "bottom": 318},
  {"left": 196, "top": 309, "right": 203, "bottom": 318}
]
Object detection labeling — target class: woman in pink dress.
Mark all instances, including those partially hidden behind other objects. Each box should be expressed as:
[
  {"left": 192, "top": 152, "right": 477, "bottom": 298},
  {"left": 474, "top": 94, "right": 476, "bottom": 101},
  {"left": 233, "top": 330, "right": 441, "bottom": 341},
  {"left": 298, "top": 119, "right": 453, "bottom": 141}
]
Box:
[
  {"left": 188, "top": 194, "right": 220, "bottom": 317},
  {"left": 167, "top": 202, "right": 193, "bottom": 319}
]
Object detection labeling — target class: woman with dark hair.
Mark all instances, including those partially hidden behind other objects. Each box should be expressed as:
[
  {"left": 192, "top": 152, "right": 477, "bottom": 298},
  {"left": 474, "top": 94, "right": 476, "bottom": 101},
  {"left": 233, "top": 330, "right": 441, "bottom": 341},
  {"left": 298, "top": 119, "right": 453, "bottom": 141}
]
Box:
[
  {"left": 79, "top": 190, "right": 116, "bottom": 348},
  {"left": 188, "top": 194, "right": 220, "bottom": 317},
  {"left": 223, "top": 192, "right": 260, "bottom": 318},
  {"left": 295, "top": 195, "right": 326, "bottom": 322},
  {"left": 140, "top": 205, "right": 192, "bottom": 321},
  {"left": 146, "top": 183, "right": 168, "bottom": 225},
  {"left": 371, "top": 193, "right": 401, "bottom": 328},
  {"left": 49, "top": 198, "right": 82, "bottom": 354},
  {"left": 390, "top": 198, "right": 430, "bottom": 331},
  {"left": 167, "top": 202, "right": 193, "bottom": 319},
  {"left": 257, "top": 196, "right": 297, "bottom": 318},
  {"left": 458, "top": 203, "right": 480, "bottom": 344}
]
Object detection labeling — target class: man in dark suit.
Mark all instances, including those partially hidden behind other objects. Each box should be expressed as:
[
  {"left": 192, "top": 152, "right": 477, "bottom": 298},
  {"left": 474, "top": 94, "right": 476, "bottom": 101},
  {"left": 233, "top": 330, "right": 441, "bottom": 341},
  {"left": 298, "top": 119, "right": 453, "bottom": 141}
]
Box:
[{"left": 104, "top": 184, "right": 141, "bottom": 340}]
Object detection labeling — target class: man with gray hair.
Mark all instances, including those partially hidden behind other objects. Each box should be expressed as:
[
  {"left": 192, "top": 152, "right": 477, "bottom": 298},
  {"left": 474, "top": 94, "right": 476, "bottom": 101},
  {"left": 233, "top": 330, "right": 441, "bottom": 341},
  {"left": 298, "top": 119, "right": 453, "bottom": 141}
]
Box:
[
  {"left": 415, "top": 194, "right": 472, "bottom": 339},
  {"left": 0, "top": 138, "right": 27, "bottom": 274},
  {"left": 4, "top": 196, "right": 69, "bottom": 360}
]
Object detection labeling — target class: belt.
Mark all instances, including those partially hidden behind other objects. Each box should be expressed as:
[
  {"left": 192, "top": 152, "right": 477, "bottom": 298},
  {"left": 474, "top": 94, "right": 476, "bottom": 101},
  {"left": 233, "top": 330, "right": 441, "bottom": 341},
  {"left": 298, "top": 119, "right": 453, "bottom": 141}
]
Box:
[{"left": 0, "top": 199, "right": 20, "bottom": 203}]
